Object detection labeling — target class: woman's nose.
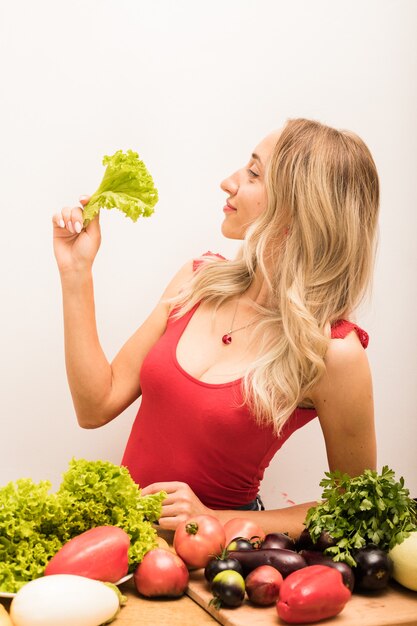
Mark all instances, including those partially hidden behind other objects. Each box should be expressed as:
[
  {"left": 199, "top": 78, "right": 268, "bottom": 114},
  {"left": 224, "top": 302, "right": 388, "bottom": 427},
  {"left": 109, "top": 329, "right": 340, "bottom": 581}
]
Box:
[{"left": 220, "top": 171, "right": 239, "bottom": 196}]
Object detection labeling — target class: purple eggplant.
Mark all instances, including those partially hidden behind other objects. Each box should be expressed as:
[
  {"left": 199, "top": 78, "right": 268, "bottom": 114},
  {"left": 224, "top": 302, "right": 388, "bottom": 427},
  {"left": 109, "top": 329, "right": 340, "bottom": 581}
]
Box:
[
  {"left": 299, "top": 550, "right": 355, "bottom": 591},
  {"left": 296, "top": 528, "right": 337, "bottom": 551},
  {"left": 260, "top": 533, "right": 296, "bottom": 551},
  {"left": 352, "top": 545, "right": 393, "bottom": 591},
  {"left": 228, "top": 548, "right": 307, "bottom": 578}
]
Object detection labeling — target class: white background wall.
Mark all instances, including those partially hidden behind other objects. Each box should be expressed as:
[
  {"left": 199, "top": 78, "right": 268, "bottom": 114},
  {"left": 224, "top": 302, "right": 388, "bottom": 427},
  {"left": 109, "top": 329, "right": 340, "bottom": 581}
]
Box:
[{"left": 1, "top": 0, "right": 416, "bottom": 507}]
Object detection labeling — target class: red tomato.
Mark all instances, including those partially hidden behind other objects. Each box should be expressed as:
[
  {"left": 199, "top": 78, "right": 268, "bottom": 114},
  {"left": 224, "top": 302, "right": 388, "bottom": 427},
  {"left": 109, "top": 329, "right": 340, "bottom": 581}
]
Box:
[
  {"left": 245, "top": 565, "right": 283, "bottom": 605},
  {"left": 44, "top": 525, "right": 130, "bottom": 583},
  {"left": 224, "top": 518, "right": 266, "bottom": 546},
  {"left": 173, "top": 515, "right": 226, "bottom": 568},
  {"left": 134, "top": 548, "right": 189, "bottom": 597}
]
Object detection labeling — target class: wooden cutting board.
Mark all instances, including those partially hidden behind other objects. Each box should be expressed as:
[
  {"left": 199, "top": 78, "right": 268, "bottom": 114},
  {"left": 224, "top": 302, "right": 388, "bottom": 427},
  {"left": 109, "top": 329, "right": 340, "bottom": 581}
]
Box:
[{"left": 186, "top": 569, "right": 417, "bottom": 626}]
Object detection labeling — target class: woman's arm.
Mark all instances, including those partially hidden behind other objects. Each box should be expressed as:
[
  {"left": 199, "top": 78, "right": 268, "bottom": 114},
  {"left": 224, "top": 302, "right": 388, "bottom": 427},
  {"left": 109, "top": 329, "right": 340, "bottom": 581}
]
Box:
[
  {"left": 311, "top": 329, "right": 376, "bottom": 475},
  {"left": 60, "top": 268, "right": 191, "bottom": 428},
  {"left": 53, "top": 201, "right": 194, "bottom": 428},
  {"left": 142, "top": 329, "right": 376, "bottom": 536},
  {"left": 141, "top": 481, "right": 316, "bottom": 538}
]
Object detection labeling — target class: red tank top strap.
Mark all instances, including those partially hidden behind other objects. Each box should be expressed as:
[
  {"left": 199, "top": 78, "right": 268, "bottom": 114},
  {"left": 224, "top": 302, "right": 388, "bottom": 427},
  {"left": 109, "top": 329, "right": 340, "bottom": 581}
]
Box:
[
  {"left": 331, "top": 320, "right": 369, "bottom": 348},
  {"left": 193, "top": 251, "right": 226, "bottom": 271}
]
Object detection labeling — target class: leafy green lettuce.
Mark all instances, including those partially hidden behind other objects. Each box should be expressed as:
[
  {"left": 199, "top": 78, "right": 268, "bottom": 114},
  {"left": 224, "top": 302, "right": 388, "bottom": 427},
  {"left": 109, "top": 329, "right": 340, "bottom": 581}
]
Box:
[
  {"left": 0, "top": 459, "right": 166, "bottom": 593},
  {"left": 82, "top": 149, "right": 158, "bottom": 224},
  {"left": 0, "top": 479, "right": 64, "bottom": 592}
]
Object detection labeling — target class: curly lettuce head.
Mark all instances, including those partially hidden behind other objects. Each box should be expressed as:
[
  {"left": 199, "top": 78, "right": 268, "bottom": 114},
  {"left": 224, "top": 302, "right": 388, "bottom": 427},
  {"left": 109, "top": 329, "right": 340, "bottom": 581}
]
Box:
[
  {"left": 83, "top": 149, "right": 158, "bottom": 224},
  {"left": 0, "top": 459, "right": 166, "bottom": 592}
]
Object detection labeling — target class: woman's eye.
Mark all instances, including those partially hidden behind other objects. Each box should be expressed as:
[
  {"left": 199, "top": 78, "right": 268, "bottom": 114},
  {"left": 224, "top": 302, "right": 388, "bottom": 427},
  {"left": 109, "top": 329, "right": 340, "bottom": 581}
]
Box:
[{"left": 247, "top": 168, "right": 259, "bottom": 178}]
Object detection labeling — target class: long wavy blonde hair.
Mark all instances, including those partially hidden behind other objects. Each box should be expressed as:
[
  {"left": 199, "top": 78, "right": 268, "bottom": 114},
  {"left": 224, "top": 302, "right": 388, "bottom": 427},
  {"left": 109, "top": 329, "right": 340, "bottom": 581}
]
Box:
[{"left": 174, "top": 118, "right": 380, "bottom": 433}]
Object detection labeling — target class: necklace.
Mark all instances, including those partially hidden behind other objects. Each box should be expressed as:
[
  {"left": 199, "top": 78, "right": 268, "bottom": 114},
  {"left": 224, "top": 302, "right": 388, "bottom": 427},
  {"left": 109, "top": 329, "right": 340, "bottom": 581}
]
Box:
[{"left": 221, "top": 297, "right": 258, "bottom": 345}]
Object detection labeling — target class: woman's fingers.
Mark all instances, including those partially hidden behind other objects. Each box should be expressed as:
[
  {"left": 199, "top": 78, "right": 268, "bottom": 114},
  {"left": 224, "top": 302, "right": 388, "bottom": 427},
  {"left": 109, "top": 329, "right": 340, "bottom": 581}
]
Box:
[
  {"left": 141, "top": 482, "right": 185, "bottom": 496},
  {"left": 79, "top": 195, "right": 91, "bottom": 206},
  {"left": 53, "top": 195, "right": 91, "bottom": 235},
  {"left": 158, "top": 516, "right": 183, "bottom": 530},
  {"left": 53, "top": 213, "right": 66, "bottom": 229},
  {"left": 71, "top": 206, "right": 84, "bottom": 233},
  {"left": 55, "top": 205, "right": 84, "bottom": 234}
]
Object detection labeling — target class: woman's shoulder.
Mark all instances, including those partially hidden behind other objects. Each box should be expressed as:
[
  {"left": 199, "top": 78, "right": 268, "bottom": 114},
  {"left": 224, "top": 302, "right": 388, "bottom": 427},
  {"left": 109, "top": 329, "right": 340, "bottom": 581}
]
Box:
[
  {"left": 161, "top": 251, "right": 226, "bottom": 308},
  {"left": 323, "top": 320, "right": 370, "bottom": 382},
  {"left": 192, "top": 250, "right": 227, "bottom": 271},
  {"left": 330, "top": 319, "right": 369, "bottom": 349},
  {"left": 310, "top": 320, "right": 372, "bottom": 406},
  {"left": 160, "top": 259, "right": 195, "bottom": 300}
]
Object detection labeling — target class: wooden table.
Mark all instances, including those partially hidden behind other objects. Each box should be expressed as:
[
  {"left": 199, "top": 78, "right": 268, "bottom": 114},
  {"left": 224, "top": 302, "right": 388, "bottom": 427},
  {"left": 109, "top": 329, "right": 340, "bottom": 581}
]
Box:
[
  {"left": 113, "top": 577, "right": 215, "bottom": 625},
  {"left": 185, "top": 569, "right": 417, "bottom": 626},
  {"left": 1, "top": 575, "right": 416, "bottom": 626},
  {"left": 0, "top": 587, "right": 213, "bottom": 626}
]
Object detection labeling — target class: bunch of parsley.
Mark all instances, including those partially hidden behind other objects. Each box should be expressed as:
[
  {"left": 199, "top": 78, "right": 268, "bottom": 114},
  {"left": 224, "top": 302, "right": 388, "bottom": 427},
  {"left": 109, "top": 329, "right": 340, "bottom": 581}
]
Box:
[
  {"left": 304, "top": 466, "right": 417, "bottom": 567},
  {"left": 0, "top": 459, "right": 166, "bottom": 593}
]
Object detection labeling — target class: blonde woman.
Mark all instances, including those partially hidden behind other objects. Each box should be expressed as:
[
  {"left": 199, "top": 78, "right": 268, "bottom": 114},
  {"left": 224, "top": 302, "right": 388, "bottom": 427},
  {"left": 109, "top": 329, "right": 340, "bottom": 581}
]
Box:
[{"left": 53, "top": 118, "right": 379, "bottom": 537}]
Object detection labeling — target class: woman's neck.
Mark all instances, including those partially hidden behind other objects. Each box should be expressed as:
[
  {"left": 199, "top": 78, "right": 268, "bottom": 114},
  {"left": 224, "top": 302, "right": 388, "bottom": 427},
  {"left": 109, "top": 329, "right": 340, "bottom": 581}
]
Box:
[{"left": 243, "top": 268, "right": 270, "bottom": 306}]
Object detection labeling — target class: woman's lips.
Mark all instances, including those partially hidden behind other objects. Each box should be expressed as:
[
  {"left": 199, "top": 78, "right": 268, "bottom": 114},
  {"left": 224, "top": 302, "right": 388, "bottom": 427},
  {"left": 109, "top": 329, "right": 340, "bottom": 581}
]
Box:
[{"left": 223, "top": 202, "right": 237, "bottom": 213}]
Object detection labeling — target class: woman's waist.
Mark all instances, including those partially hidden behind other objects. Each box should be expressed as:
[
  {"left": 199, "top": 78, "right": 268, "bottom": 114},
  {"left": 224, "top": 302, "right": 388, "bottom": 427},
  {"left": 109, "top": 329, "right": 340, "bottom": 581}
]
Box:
[{"left": 122, "top": 454, "right": 263, "bottom": 510}]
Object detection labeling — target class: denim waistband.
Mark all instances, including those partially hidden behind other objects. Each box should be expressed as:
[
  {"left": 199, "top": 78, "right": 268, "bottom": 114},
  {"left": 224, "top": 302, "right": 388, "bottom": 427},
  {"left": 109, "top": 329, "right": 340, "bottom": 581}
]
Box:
[{"left": 233, "top": 495, "right": 265, "bottom": 511}]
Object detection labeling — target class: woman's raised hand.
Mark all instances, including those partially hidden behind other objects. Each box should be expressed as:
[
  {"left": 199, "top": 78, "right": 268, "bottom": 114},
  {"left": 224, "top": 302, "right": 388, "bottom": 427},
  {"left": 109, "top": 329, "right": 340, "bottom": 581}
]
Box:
[{"left": 53, "top": 195, "right": 101, "bottom": 274}]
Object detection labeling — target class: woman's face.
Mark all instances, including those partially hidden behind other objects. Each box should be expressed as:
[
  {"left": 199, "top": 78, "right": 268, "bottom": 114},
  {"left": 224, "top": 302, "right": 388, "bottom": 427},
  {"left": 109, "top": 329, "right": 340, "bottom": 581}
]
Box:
[{"left": 220, "top": 130, "right": 280, "bottom": 239}]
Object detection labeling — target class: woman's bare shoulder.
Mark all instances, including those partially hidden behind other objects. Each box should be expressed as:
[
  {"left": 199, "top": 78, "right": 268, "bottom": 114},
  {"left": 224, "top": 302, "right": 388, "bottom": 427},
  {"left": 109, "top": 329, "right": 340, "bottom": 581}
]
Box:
[
  {"left": 161, "top": 259, "right": 195, "bottom": 300},
  {"left": 311, "top": 329, "right": 372, "bottom": 404},
  {"left": 326, "top": 329, "right": 369, "bottom": 370}
]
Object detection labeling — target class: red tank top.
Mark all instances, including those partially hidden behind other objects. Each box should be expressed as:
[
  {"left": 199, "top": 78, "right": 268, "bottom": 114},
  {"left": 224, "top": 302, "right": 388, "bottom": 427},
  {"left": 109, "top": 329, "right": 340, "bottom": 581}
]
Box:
[{"left": 121, "top": 304, "right": 368, "bottom": 509}]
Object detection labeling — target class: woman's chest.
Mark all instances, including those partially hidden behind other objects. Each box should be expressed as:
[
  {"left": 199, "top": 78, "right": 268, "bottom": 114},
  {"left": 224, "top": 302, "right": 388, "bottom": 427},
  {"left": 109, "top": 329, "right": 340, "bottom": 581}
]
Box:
[{"left": 175, "top": 304, "right": 260, "bottom": 384}]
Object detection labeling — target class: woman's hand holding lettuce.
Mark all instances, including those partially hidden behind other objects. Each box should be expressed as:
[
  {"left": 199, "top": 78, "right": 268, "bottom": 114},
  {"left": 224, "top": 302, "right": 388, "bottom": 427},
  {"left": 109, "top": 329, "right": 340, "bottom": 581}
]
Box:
[{"left": 53, "top": 149, "right": 158, "bottom": 273}]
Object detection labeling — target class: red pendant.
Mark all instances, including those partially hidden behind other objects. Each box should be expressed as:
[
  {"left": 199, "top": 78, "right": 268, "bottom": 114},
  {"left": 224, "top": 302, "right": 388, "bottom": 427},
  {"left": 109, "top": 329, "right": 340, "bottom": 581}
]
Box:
[{"left": 222, "top": 333, "right": 232, "bottom": 345}]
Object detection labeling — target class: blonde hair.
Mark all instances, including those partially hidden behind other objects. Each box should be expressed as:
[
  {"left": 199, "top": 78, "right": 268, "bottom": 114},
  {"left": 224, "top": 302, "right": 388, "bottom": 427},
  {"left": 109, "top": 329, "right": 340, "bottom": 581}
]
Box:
[{"left": 174, "top": 118, "right": 380, "bottom": 433}]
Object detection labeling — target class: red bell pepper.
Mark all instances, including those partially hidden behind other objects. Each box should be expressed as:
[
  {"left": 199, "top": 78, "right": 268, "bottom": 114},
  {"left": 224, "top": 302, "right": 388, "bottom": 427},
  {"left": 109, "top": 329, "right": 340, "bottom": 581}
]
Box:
[
  {"left": 44, "top": 525, "right": 130, "bottom": 583},
  {"left": 276, "top": 564, "right": 351, "bottom": 623}
]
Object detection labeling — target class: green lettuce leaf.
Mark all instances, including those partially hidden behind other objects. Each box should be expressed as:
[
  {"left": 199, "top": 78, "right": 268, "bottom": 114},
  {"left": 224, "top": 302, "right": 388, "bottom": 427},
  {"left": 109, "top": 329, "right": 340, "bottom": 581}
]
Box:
[{"left": 83, "top": 149, "right": 158, "bottom": 224}]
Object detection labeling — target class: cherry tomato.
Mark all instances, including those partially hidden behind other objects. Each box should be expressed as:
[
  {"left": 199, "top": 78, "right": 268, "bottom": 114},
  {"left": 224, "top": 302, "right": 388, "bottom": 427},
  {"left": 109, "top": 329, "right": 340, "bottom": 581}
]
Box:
[
  {"left": 174, "top": 515, "right": 226, "bottom": 568},
  {"left": 210, "top": 569, "right": 245, "bottom": 608},
  {"left": 204, "top": 556, "right": 243, "bottom": 582},
  {"left": 223, "top": 518, "right": 265, "bottom": 546},
  {"left": 226, "top": 538, "right": 255, "bottom": 551},
  {"left": 134, "top": 548, "right": 189, "bottom": 597},
  {"left": 245, "top": 565, "right": 283, "bottom": 606}
]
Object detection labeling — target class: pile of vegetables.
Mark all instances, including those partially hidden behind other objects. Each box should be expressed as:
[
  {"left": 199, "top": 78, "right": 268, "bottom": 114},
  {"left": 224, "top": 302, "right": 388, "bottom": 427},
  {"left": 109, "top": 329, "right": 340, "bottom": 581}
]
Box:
[
  {"left": 130, "top": 466, "right": 414, "bottom": 622},
  {"left": 304, "top": 465, "right": 417, "bottom": 567},
  {"left": 130, "top": 466, "right": 416, "bottom": 617},
  {"left": 0, "top": 459, "right": 166, "bottom": 593},
  {"left": 1, "top": 465, "right": 415, "bottom": 625},
  {"left": 165, "top": 516, "right": 352, "bottom": 622}
]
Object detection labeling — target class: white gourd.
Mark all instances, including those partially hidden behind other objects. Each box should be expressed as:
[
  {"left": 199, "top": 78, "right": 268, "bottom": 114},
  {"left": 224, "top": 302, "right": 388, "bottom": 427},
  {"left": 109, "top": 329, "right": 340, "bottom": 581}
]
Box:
[
  {"left": 389, "top": 531, "right": 417, "bottom": 592},
  {"left": 10, "top": 574, "right": 120, "bottom": 626}
]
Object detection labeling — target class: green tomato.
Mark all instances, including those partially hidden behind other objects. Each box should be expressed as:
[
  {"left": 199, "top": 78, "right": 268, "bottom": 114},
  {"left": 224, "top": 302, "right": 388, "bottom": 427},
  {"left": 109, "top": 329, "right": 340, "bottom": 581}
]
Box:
[{"left": 210, "top": 569, "right": 245, "bottom": 608}]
